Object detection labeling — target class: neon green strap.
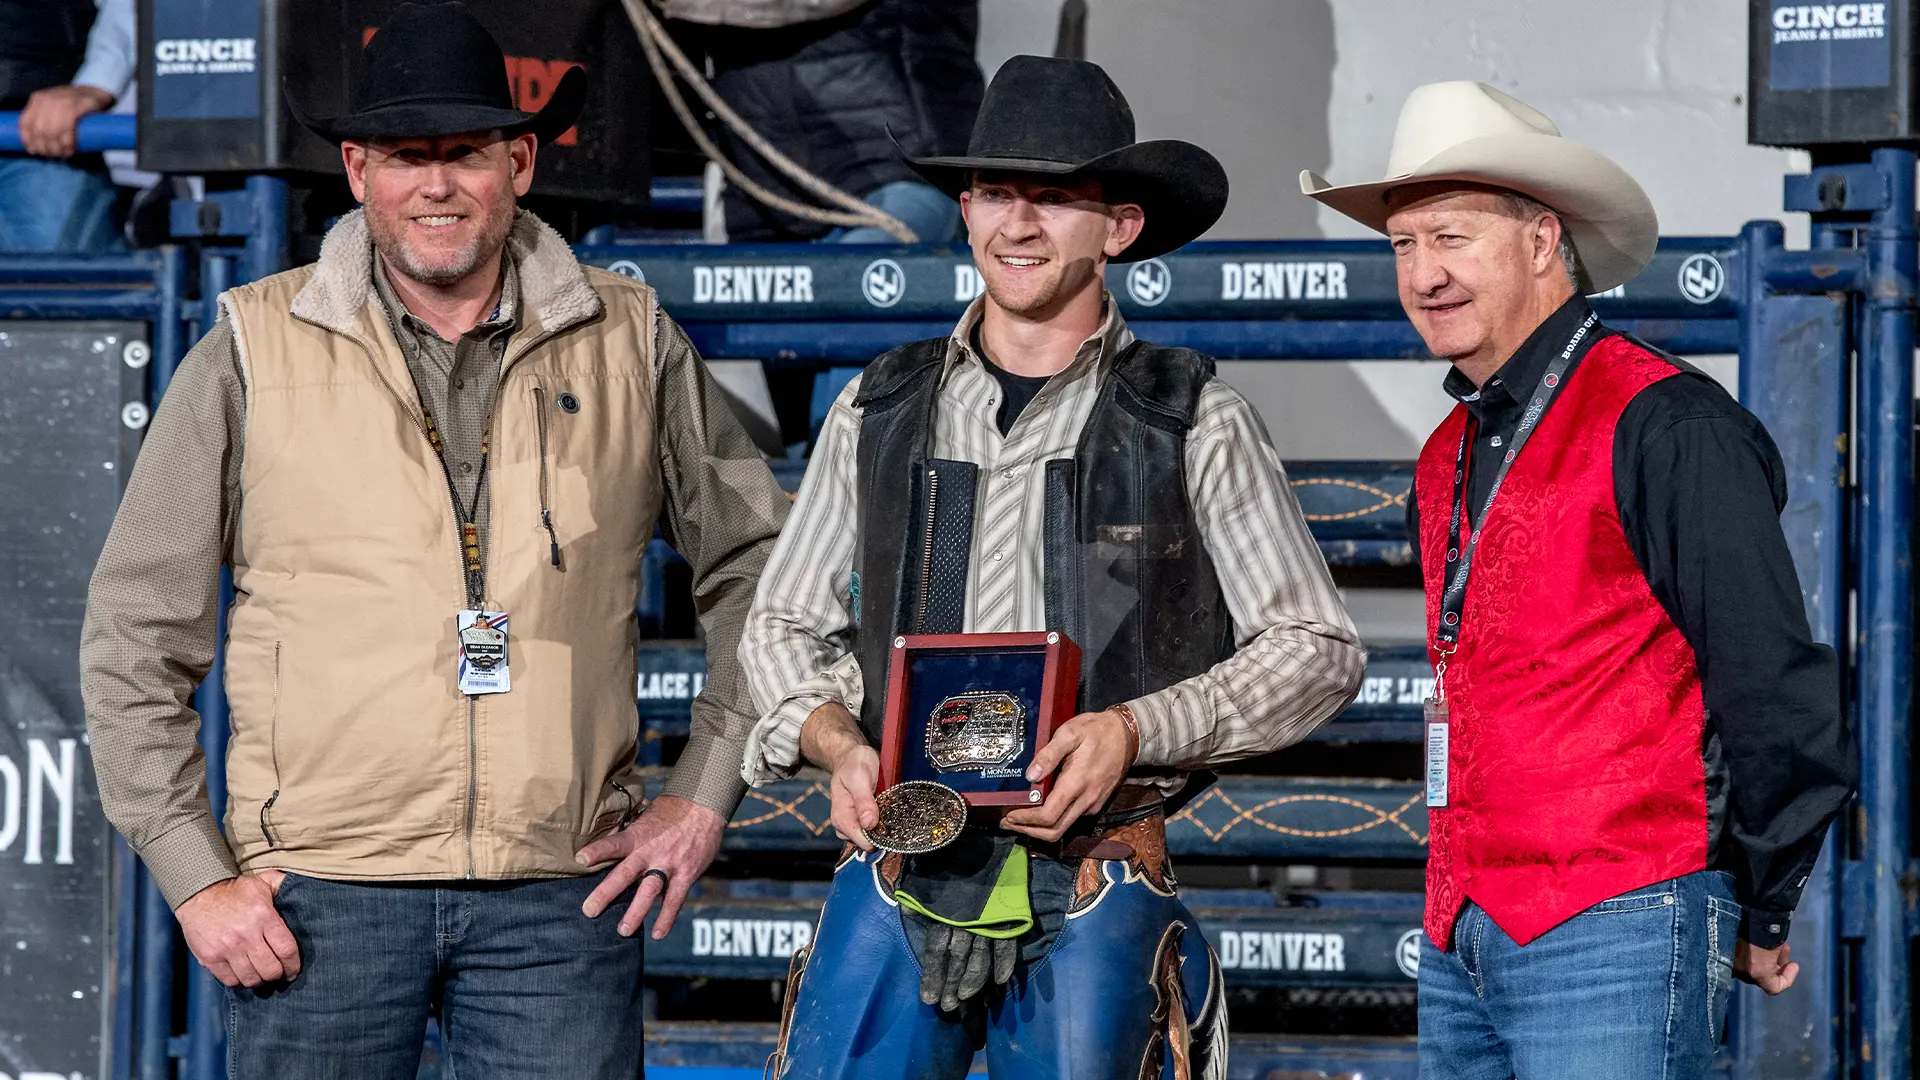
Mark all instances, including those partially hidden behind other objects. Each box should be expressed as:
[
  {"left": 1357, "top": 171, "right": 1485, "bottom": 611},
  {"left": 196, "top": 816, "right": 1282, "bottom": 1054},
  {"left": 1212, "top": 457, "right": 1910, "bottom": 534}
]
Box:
[{"left": 894, "top": 845, "right": 1031, "bottom": 939}]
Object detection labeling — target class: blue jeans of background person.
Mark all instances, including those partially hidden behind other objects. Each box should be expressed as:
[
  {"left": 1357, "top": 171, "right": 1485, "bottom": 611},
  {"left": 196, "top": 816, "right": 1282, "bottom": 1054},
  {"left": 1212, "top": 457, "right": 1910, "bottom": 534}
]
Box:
[
  {"left": 820, "top": 180, "right": 961, "bottom": 245},
  {"left": 1419, "top": 870, "right": 1742, "bottom": 1080},
  {"left": 227, "top": 871, "right": 643, "bottom": 1080},
  {"left": 0, "top": 155, "right": 124, "bottom": 252}
]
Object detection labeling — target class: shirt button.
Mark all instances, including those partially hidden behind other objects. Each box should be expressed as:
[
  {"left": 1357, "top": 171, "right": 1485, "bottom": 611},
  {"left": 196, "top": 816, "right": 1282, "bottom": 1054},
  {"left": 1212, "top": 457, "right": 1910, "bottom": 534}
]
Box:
[
  {"left": 461, "top": 461, "right": 475, "bottom": 475},
  {"left": 456, "top": 379, "right": 467, "bottom": 390},
  {"left": 1001, "top": 468, "right": 1015, "bottom": 480},
  {"left": 991, "top": 551, "right": 1004, "bottom": 562}
]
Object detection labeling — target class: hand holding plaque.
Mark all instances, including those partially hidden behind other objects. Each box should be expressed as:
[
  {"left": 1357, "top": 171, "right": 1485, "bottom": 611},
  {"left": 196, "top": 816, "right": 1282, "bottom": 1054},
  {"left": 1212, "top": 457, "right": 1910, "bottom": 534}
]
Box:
[{"left": 865, "top": 632, "right": 1081, "bottom": 853}]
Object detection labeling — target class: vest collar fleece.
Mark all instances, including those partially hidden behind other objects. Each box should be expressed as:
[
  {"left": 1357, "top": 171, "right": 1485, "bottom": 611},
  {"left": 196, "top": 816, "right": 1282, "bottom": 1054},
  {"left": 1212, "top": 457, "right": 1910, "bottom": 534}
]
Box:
[{"left": 287, "top": 207, "right": 602, "bottom": 344}]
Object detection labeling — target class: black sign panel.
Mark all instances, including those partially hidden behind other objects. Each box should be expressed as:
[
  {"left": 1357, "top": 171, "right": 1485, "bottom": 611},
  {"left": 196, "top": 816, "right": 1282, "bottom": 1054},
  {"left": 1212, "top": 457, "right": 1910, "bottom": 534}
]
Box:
[
  {"left": 647, "top": 892, "right": 1421, "bottom": 988},
  {"left": 141, "top": 0, "right": 652, "bottom": 203},
  {"left": 579, "top": 238, "right": 1738, "bottom": 323},
  {"left": 0, "top": 322, "right": 147, "bottom": 1080}
]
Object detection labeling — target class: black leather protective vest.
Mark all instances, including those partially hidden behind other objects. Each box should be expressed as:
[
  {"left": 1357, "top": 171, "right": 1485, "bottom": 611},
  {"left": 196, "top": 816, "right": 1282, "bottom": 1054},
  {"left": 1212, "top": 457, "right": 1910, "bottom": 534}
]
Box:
[{"left": 850, "top": 336, "right": 1235, "bottom": 767}]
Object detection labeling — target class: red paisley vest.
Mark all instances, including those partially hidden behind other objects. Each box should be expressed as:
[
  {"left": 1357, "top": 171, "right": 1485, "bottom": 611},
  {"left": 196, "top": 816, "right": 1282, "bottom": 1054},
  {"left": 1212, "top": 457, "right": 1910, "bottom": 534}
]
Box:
[{"left": 1415, "top": 333, "right": 1708, "bottom": 948}]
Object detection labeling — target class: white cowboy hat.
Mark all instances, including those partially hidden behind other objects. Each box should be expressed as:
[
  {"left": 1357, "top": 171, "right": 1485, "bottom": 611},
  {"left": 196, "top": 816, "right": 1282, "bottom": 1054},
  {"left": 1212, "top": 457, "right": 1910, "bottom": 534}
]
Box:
[{"left": 1299, "top": 81, "right": 1658, "bottom": 293}]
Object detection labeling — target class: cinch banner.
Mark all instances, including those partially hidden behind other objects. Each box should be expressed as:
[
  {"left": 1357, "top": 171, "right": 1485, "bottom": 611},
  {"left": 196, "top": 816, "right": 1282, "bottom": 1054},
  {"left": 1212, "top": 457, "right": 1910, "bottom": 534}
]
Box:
[
  {"left": 150, "top": 0, "right": 262, "bottom": 120},
  {"left": 1769, "top": 1, "right": 1894, "bottom": 91}
]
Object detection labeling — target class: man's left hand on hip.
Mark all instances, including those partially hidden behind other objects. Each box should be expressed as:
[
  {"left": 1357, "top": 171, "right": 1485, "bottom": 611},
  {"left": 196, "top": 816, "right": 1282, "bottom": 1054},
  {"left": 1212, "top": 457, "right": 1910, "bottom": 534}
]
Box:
[
  {"left": 1735, "top": 939, "right": 1798, "bottom": 995},
  {"left": 1002, "top": 708, "right": 1134, "bottom": 843},
  {"left": 19, "top": 85, "right": 113, "bottom": 158},
  {"left": 576, "top": 794, "right": 726, "bottom": 940}
]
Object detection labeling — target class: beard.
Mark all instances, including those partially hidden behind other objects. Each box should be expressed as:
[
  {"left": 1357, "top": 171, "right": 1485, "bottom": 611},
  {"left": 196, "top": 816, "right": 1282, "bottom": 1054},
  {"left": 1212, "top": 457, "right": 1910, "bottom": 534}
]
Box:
[
  {"left": 979, "top": 252, "right": 1099, "bottom": 318},
  {"left": 366, "top": 196, "right": 516, "bottom": 288}
]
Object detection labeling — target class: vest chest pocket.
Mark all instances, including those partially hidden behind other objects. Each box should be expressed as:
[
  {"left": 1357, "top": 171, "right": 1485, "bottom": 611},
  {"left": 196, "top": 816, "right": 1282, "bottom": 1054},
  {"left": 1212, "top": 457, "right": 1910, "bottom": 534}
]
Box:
[{"left": 530, "top": 385, "right": 563, "bottom": 570}]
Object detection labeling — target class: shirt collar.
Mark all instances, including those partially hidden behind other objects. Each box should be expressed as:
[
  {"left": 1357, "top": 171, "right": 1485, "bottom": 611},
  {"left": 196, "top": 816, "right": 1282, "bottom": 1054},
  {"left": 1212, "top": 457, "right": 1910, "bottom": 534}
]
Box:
[
  {"left": 373, "top": 251, "right": 521, "bottom": 345},
  {"left": 1442, "top": 294, "right": 1594, "bottom": 423},
  {"left": 945, "top": 290, "right": 1135, "bottom": 380}
]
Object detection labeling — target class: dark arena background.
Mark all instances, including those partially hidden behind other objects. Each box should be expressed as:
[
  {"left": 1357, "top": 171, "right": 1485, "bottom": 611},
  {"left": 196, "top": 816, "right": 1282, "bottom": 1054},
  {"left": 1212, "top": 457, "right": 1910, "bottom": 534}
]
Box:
[{"left": 0, "top": 0, "right": 1913, "bottom": 1077}]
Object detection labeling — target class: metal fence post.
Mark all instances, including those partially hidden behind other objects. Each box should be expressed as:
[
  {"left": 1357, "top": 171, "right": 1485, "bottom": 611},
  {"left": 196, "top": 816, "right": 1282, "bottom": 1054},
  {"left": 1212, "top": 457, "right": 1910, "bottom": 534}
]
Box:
[
  {"left": 1856, "top": 145, "right": 1916, "bottom": 1079},
  {"left": 242, "top": 175, "right": 290, "bottom": 284},
  {"left": 1733, "top": 217, "right": 1852, "bottom": 1079}
]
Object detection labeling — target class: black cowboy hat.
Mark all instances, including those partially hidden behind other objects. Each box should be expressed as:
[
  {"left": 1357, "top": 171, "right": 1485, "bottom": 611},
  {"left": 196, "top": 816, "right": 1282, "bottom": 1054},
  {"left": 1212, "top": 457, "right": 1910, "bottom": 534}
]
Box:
[
  {"left": 903, "top": 55, "right": 1228, "bottom": 262},
  {"left": 287, "top": 2, "right": 586, "bottom": 145}
]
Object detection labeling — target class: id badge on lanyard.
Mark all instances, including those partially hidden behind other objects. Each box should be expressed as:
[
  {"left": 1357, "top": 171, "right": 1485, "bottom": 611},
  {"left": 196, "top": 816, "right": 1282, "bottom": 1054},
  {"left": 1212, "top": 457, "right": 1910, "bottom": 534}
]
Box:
[
  {"left": 1425, "top": 309, "right": 1598, "bottom": 810},
  {"left": 423, "top": 405, "right": 513, "bottom": 697},
  {"left": 458, "top": 609, "right": 512, "bottom": 695},
  {"left": 1425, "top": 647, "right": 1452, "bottom": 807}
]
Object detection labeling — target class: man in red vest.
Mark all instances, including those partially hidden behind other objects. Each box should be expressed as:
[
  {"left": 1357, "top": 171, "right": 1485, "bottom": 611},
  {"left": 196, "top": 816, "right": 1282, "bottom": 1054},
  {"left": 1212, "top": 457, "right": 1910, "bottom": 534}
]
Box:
[{"left": 1303, "top": 82, "right": 1857, "bottom": 1078}]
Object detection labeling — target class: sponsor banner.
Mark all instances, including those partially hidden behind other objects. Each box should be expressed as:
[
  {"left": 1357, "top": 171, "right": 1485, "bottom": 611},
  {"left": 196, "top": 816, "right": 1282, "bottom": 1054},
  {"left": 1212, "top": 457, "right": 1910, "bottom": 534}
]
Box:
[
  {"left": 646, "top": 896, "right": 1418, "bottom": 987},
  {"left": 635, "top": 643, "right": 706, "bottom": 723},
  {"left": 150, "top": 0, "right": 262, "bottom": 120},
  {"left": 1340, "top": 645, "right": 1436, "bottom": 725},
  {"left": 1769, "top": 1, "right": 1893, "bottom": 90},
  {"left": 577, "top": 240, "right": 1738, "bottom": 323},
  {"left": 1197, "top": 906, "right": 1424, "bottom": 985},
  {"left": 0, "top": 323, "right": 142, "bottom": 1078}
]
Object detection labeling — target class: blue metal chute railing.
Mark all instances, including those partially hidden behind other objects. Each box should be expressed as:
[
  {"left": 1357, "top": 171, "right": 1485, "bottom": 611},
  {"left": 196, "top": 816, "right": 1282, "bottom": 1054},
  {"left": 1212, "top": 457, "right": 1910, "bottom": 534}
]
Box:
[
  {"left": 647, "top": 886, "right": 1420, "bottom": 989},
  {"left": 0, "top": 201, "right": 1778, "bottom": 1080},
  {"left": 641, "top": 1024, "right": 1418, "bottom": 1080},
  {"left": 575, "top": 237, "right": 1741, "bottom": 361},
  {"left": 653, "top": 770, "right": 1427, "bottom": 861}
]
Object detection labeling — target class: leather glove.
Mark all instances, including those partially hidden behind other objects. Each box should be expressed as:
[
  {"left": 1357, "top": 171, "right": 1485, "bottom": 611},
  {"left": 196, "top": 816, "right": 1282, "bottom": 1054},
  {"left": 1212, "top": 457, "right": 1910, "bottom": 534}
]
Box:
[{"left": 917, "top": 920, "right": 1019, "bottom": 1012}]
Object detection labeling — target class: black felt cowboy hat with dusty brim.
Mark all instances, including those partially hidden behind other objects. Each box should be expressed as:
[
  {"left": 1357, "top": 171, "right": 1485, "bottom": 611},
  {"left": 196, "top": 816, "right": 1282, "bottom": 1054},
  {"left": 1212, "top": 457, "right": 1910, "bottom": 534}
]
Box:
[
  {"left": 286, "top": 1, "right": 586, "bottom": 145},
  {"left": 902, "top": 55, "right": 1228, "bottom": 263}
]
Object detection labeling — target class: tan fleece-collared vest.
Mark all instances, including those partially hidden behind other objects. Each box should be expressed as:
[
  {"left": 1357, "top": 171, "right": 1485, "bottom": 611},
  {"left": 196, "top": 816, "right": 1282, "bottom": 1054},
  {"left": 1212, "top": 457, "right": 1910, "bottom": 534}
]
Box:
[{"left": 217, "top": 210, "right": 661, "bottom": 881}]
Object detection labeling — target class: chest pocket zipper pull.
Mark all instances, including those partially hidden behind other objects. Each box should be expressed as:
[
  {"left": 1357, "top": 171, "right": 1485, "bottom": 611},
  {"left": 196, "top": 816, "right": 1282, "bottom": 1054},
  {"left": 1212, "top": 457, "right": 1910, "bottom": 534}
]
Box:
[{"left": 533, "top": 386, "right": 563, "bottom": 570}]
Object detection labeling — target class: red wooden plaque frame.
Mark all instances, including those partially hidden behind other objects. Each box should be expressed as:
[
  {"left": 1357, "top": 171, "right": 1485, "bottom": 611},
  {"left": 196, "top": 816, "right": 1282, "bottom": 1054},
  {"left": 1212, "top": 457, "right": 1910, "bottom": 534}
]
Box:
[{"left": 878, "top": 631, "right": 1081, "bottom": 808}]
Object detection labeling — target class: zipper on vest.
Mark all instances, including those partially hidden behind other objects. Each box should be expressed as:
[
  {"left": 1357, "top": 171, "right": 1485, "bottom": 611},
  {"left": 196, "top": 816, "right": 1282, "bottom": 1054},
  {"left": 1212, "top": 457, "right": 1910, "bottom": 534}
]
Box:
[
  {"left": 465, "top": 696, "right": 477, "bottom": 878},
  {"left": 531, "top": 386, "right": 562, "bottom": 569},
  {"left": 259, "top": 641, "right": 282, "bottom": 848},
  {"left": 916, "top": 466, "right": 939, "bottom": 633}
]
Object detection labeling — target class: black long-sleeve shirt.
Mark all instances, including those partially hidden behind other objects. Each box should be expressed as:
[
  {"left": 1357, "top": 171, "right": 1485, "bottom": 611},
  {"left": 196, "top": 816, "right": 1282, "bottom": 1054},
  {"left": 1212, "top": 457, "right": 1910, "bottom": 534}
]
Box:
[{"left": 1407, "top": 297, "right": 1858, "bottom": 949}]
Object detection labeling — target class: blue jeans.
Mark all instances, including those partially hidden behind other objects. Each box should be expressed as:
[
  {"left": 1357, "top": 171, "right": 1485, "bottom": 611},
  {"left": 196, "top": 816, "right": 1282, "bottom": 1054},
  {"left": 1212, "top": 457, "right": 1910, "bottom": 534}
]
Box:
[
  {"left": 773, "top": 848, "right": 1225, "bottom": 1079},
  {"left": 1419, "top": 871, "right": 1741, "bottom": 1080},
  {"left": 227, "top": 871, "right": 643, "bottom": 1080},
  {"left": 820, "top": 180, "right": 961, "bottom": 244},
  {"left": 0, "top": 154, "right": 124, "bottom": 252}
]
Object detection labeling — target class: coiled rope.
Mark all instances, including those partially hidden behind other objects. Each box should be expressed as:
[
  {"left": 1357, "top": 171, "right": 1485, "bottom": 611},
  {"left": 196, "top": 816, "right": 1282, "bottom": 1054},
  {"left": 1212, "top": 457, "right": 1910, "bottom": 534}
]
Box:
[{"left": 619, "top": 0, "right": 920, "bottom": 242}]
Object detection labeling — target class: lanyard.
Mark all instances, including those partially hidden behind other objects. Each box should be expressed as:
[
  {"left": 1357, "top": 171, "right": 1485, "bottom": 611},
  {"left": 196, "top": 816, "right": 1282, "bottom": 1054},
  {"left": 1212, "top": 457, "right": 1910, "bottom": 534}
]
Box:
[
  {"left": 1433, "top": 310, "right": 1599, "bottom": 665},
  {"left": 421, "top": 405, "right": 491, "bottom": 608},
  {"left": 407, "top": 290, "right": 507, "bottom": 609}
]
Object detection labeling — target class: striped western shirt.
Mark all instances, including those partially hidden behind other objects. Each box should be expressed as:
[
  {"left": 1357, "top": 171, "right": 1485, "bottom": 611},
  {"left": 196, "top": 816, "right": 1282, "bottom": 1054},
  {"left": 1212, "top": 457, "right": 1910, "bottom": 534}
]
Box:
[{"left": 740, "top": 296, "right": 1365, "bottom": 789}]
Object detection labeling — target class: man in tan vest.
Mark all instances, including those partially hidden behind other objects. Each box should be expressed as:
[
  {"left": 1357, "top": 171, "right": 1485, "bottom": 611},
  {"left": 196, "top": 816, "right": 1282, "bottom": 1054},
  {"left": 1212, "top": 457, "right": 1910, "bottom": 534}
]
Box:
[{"left": 78, "top": 4, "right": 789, "bottom": 1075}]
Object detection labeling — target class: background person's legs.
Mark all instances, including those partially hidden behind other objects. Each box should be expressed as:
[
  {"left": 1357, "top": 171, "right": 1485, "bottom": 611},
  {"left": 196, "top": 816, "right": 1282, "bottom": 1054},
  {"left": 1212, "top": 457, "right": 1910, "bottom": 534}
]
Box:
[
  {"left": 226, "top": 873, "right": 437, "bottom": 1080},
  {"left": 820, "top": 180, "right": 962, "bottom": 244},
  {"left": 0, "top": 155, "right": 125, "bottom": 252}
]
